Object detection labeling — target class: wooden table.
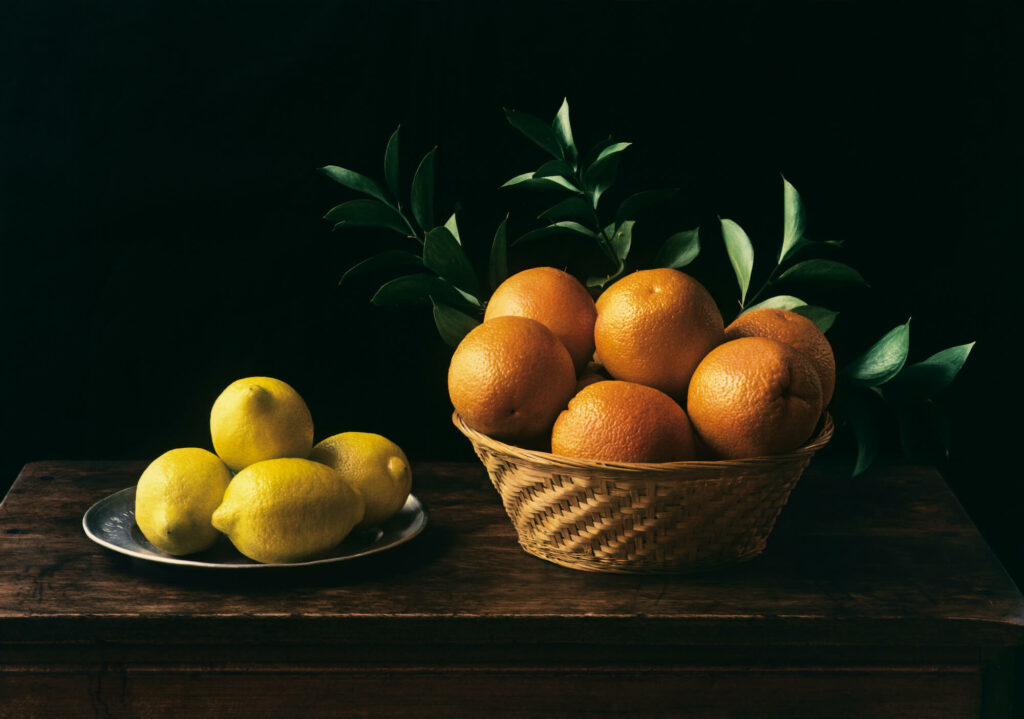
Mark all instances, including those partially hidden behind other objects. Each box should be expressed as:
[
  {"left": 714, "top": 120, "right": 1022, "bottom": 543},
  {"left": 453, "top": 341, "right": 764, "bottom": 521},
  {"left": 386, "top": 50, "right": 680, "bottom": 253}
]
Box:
[{"left": 1, "top": 460, "right": 1021, "bottom": 718}]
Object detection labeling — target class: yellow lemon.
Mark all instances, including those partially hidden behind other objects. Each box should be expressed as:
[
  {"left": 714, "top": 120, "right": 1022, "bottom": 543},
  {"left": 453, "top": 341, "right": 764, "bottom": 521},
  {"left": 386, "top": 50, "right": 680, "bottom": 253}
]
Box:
[
  {"left": 135, "top": 447, "right": 233, "bottom": 555},
  {"left": 210, "top": 376, "right": 314, "bottom": 471},
  {"left": 211, "top": 457, "right": 365, "bottom": 564},
  {"left": 309, "top": 432, "right": 412, "bottom": 527}
]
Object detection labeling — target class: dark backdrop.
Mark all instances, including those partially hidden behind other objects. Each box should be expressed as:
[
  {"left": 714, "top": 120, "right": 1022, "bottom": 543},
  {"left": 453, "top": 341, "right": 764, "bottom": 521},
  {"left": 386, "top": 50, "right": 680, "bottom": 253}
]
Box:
[{"left": 2, "top": 1, "right": 1022, "bottom": 579}]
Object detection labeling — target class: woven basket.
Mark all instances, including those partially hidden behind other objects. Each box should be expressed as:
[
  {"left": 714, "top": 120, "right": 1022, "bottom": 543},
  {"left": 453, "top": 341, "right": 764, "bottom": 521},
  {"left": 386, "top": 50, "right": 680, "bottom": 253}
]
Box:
[{"left": 453, "top": 411, "right": 834, "bottom": 574}]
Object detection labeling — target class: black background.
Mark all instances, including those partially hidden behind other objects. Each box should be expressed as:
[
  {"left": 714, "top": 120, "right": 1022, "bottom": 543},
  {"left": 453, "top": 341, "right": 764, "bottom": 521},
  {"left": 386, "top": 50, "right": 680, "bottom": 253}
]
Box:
[{"left": 2, "top": 2, "right": 1022, "bottom": 580}]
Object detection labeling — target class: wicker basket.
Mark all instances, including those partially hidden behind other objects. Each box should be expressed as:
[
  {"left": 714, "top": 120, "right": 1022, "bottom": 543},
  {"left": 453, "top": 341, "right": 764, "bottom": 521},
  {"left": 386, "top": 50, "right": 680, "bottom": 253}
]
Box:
[{"left": 453, "top": 411, "right": 834, "bottom": 574}]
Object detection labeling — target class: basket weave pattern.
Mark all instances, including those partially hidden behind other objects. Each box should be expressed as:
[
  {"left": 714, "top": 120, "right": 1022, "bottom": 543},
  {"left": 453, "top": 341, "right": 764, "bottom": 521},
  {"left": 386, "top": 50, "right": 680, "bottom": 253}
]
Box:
[{"left": 454, "top": 412, "right": 834, "bottom": 574}]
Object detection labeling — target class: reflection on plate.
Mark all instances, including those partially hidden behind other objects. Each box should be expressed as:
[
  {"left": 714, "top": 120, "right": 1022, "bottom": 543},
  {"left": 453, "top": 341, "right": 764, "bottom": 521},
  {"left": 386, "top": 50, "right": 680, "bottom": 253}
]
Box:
[{"left": 82, "top": 486, "right": 428, "bottom": 569}]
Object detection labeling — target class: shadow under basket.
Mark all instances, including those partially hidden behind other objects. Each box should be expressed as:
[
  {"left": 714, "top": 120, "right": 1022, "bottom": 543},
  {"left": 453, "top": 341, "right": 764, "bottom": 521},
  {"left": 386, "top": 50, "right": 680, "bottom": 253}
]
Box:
[{"left": 453, "top": 411, "right": 834, "bottom": 574}]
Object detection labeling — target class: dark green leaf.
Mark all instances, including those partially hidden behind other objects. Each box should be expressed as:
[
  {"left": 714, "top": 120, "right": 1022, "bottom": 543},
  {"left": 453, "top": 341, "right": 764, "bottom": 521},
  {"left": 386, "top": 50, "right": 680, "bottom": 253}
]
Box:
[
  {"left": 843, "top": 387, "right": 880, "bottom": 477},
  {"left": 889, "top": 341, "right": 974, "bottom": 397},
  {"left": 320, "top": 165, "right": 392, "bottom": 205},
  {"left": 586, "top": 260, "right": 625, "bottom": 289},
  {"left": 580, "top": 136, "right": 615, "bottom": 169},
  {"left": 324, "top": 199, "right": 409, "bottom": 236},
  {"left": 779, "top": 175, "right": 807, "bottom": 262},
  {"left": 790, "top": 304, "right": 838, "bottom": 333},
  {"left": 843, "top": 320, "right": 911, "bottom": 386},
  {"left": 583, "top": 142, "right": 631, "bottom": 206},
  {"left": 423, "top": 226, "right": 478, "bottom": 295},
  {"left": 552, "top": 98, "right": 577, "bottom": 164},
  {"left": 652, "top": 228, "right": 700, "bottom": 269},
  {"left": 742, "top": 295, "right": 807, "bottom": 313},
  {"left": 776, "top": 259, "right": 869, "bottom": 288},
  {"left": 504, "top": 108, "right": 563, "bottom": 159},
  {"left": 384, "top": 126, "right": 400, "bottom": 199},
  {"left": 444, "top": 212, "right": 461, "bottom": 245},
  {"left": 720, "top": 218, "right": 755, "bottom": 305},
  {"left": 534, "top": 159, "right": 576, "bottom": 178},
  {"left": 431, "top": 299, "right": 481, "bottom": 348},
  {"left": 538, "top": 197, "right": 594, "bottom": 224},
  {"left": 513, "top": 222, "right": 597, "bottom": 246},
  {"left": 410, "top": 147, "right": 436, "bottom": 232},
  {"left": 371, "top": 274, "right": 479, "bottom": 312},
  {"left": 609, "top": 221, "right": 635, "bottom": 262},
  {"left": 339, "top": 250, "right": 423, "bottom": 285},
  {"left": 501, "top": 172, "right": 581, "bottom": 193},
  {"left": 488, "top": 215, "right": 509, "bottom": 291},
  {"left": 615, "top": 189, "right": 678, "bottom": 226}
]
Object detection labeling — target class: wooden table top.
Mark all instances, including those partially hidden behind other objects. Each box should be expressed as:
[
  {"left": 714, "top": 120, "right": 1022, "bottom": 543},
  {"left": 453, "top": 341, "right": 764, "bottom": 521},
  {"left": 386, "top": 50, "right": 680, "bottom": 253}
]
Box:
[{"left": 1, "top": 459, "right": 1022, "bottom": 653}]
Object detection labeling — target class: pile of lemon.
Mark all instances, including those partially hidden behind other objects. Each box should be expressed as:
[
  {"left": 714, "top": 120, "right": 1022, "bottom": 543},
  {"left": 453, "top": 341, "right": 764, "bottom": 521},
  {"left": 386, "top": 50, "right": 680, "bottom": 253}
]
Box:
[{"left": 134, "top": 377, "right": 411, "bottom": 563}]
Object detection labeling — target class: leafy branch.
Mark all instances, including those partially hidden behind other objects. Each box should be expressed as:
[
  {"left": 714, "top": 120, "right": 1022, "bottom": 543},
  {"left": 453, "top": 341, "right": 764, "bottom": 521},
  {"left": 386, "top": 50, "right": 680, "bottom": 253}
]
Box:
[
  {"left": 500, "top": 98, "right": 699, "bottom": 288},
  {"left": 319, "top": 127, "right": 484, "bottom": 347},
  {"left": 714, "top": 177, "right": 974, "bottom": 475}
]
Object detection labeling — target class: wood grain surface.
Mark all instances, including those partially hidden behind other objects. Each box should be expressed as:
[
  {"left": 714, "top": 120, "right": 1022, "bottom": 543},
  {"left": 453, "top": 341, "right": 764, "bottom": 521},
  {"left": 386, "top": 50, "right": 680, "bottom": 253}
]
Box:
[{"left": 1, "top": 460, "right": 1021, "bottom": 718}]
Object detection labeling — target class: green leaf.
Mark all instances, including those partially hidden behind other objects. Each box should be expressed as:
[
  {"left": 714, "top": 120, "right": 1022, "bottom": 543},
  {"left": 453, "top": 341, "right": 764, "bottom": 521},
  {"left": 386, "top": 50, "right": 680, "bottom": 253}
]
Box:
[
  {"left": 504, "top": 108, "right": 563, "bottom": 159},
  {"left": 534, "top": 159, "right": 576, "bottom": 178},
  {"left": 843, "top": 387, "right": 880, "bottom": 477},
  {"left": 488, "top": 215, "right": 509, "bottom": 291},
  {"left": 444, "top": 212, "right": 461, "bottom": 245},
  {"left": 339, "top": 250, "right": 423, "bottom": 285},
  {"left": 776, "top": 259, "right": 869, "bottom": 288},
  {"left": 431, "top": 299, "right": 481, "bottom": 348},
  {"left": 501, "top": 173, "right": 582, "bottom": 193},
  {"left": 552, "top": 98, "right": 577, "bottom": 164},
  {"left": 583, "top": 142, "right": 631, "bottom": 206},
  {"left": 779, "top": 175, "right": 807, "bottom": 262},
  {"left": 580, "top": 136, "right": 615, "bottom": 174},
  {"left": 324, "top": 199, "right": 409, "bottom": 236},
  {"left": 615, "top": 189, "right": 678, "bottom": 226},
  {"left": 742, "top": 295, "right": 807, "bottom": 313},
  {"left": 423, "top": 226, "right": 478, "bottom": 295},
  {"left": 410, "top": 147, "right": 436, "bottom": 232},
  {"left": 609, "top": 221, "right": 635, "bottom": 261},
  {"left": 371, "top": 274, "right": 479, "bottom": 312},
  {"left": 889, "top": 341, "right": 975, "bottom": 397},
  {"left": 513, "top": 221, "right": 597, "bottom": 246},
  {"left": 720, "top": 218, "right": 755, "bottom": 305},
  {"left": 320, "top": 165, "right": 392, "bottom": 206},
  {"left": 538, "top": 197, "right": 594, "bottom": 224},
  {"left": 843, "top": 321, "right": 911, "bottom": 386},
  {"left": 652, "top": 228, "right": 700, "bottom": 269},
  {"left": 790, "top": 305, "right": 838, "bottom": 333},
  {"left": 384, "top": 126, "right": 400, "bottom": 199}
]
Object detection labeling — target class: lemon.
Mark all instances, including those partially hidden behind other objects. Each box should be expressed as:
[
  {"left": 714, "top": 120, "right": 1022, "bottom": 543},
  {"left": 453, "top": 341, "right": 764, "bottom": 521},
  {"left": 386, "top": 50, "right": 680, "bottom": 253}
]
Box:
[
  {"left": 309, "top": 432, "right": 412, "bottom": 527},
  {"left": 211, "top": 457, "right": 364, "bottom": 564},
  {"left": 135, "top": 448, "right": 233, "bottom": 556},
  {"left": 210, "top": 376, "right": 314, "bottom": 471}
]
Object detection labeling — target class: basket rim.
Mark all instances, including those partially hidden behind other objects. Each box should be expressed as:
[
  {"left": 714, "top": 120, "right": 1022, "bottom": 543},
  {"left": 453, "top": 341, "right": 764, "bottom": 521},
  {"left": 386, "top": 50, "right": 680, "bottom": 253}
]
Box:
[{"left": 452, "top": 410, "right": 834, "bottom": 475}]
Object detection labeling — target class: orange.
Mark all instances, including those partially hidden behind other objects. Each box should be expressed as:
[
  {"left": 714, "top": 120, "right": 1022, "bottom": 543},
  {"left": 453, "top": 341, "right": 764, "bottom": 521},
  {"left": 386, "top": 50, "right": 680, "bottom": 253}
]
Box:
[
  {"left": 484, "top": 267, "right": 597, "bottom": 374},
  {"left": 448, "top": 315, "right": 576, "bottom": 443},
  {"left": 724, "top": 308, "right": 836, "bottom": 404},
  {"left": 686, "top": 337, "right": 823, "bottom": 459},
  {"left": 574, "top": 361, "right": 608, "bottom": 394},
  {"left": 594, "top": 269, "right": 724, "bottom": 400},
  {"left": 551, "top": 380, "right": 696, "bottom": 463}
]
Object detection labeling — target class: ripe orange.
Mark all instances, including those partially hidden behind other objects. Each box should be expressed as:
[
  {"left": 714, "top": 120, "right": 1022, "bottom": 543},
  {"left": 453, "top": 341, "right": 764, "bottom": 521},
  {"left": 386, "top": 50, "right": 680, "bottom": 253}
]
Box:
[
  {"left": 686, "top": 337, "right": 823, "bottom": 459},
  {"left": 594, "top": 269, "right": 724, "bottom": 400},
  {"left": 484, "top": 267, "right": 597, "bottom": 374},
  {"left": 574, "top": 361, "right": 608, "bottom": 394},
  {"left": 724, "top": 307, "right": 836, "bottom": 404},
  {"left": 551, "top": 380, "right": 696, "bottom": 463},
  {"left": 448, "top": 315, "right": 576, "bottom": 443}
]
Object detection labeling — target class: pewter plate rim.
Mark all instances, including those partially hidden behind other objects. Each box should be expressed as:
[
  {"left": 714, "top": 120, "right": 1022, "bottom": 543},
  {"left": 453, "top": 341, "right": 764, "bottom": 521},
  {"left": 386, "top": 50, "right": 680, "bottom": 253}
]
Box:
[{"left": 82, "top": 486, "right": 428, "bottom": 569}]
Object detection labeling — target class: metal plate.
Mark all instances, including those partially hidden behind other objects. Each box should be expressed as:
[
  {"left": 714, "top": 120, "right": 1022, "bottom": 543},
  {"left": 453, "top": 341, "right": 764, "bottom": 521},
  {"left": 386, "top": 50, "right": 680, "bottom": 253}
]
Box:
[{"left": 82, "top": 486, "right": 428, "bottom": 569}]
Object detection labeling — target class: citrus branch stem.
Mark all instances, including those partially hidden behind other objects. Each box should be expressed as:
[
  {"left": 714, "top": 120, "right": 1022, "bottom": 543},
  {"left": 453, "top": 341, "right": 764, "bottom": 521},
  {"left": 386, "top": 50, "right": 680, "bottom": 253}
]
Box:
[{"left": 744, "top": 262, "right": 783, "bottom": 309}]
